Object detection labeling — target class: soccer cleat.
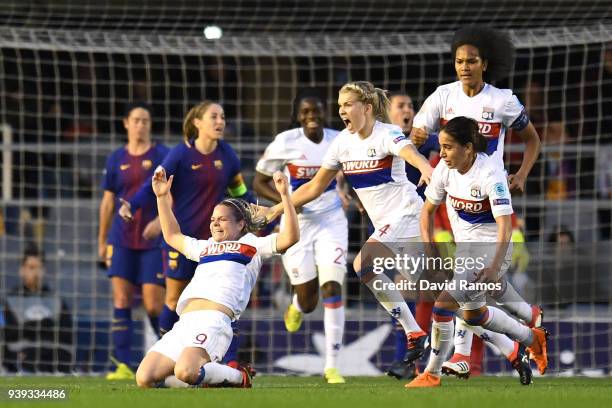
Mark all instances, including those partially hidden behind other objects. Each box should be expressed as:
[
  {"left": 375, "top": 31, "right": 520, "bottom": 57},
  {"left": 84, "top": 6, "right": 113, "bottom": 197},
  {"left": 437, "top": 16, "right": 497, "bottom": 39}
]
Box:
[
  {"left": 403, "top": 331, "right": 428, "bottom": 365},
  {"left": 324, "top": 368, "right": 346, "bottom": 384},
  {"left": 528, "top": 305, "right": 544, "bottom": 328},
  {"left": 405, "top": 371, "right": 441, "bottom": 388},
  {"left": 441, "top": 353, "right": 471, "bottom": 379},
  {"left": 526, "top": 327, "right": 549, "bottom": 375},
  {"left": 284, "top": 304, "right": 303, "bottom": 332},
  {"left": 386, "top": 360, "right": 418, "bottom": 380},
  {"left": 235, "top": 364, "right": 253, "bottom": 388},
  {"left": 105, "top": 362, "right": 135, "bottom": 380},
  {"left": 509, "top": 343, "right": 533, "bottom": 385}
]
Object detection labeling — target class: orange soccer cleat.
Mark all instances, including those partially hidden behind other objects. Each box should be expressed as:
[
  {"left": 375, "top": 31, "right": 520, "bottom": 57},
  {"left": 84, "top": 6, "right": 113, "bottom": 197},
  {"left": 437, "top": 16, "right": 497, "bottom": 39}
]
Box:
[
  {"left": 526, "top": 327, "right": 549, "bottom": 375},
  {"left": 405, "top": 371, "right": 441, "bottom": 388}
]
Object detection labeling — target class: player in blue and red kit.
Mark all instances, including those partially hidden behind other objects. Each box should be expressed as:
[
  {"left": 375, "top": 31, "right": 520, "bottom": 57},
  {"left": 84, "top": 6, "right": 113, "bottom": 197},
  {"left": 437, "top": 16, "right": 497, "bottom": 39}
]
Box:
[
  {"left": 98, "top": 102, "right": 169, "bottom": 380},
  {"left": 120, "top": 100, "right": 253, "bottom": 368}
]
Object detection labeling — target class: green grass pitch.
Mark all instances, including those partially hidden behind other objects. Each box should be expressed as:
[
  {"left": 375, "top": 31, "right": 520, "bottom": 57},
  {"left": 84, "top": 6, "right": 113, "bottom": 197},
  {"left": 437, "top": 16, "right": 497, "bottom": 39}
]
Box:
[{"left": 2, "top": 376, "right": 611, "bottom": 408}]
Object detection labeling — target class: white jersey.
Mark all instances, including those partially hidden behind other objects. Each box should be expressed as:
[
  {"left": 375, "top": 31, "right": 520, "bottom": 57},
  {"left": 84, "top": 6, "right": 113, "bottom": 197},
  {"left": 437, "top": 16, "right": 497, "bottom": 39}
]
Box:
[
  {"left": 425, "top": 154, "right": 513, "bottom": 242},
  {"left": 413, "top": 81, "right": 529, "bottom": 167},
  {"left": 256, "top": 127, "right": 341, "bottom": 216},
  {"left": 176, "top": 233, "right": 278, "bottom": 319},
  {"left": 322, "top": 121, "right": 422, "bottom": 230}
]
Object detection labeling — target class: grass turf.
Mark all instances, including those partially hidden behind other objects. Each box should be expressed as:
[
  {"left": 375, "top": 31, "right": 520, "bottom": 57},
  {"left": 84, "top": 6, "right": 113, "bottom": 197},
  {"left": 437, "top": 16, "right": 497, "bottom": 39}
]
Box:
[{"left": 1, "top": 376, "right": 611, "bottom": 408}]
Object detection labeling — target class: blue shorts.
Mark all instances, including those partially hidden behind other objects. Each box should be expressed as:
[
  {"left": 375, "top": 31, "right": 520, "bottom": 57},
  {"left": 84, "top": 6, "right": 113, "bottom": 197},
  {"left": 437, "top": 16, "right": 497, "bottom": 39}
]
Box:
[
  {"left": 163, "top": 249, "right": 198, "bottom": 281},
  {"left": 107, "top": 245, "right": 165, "bottom": 286}
]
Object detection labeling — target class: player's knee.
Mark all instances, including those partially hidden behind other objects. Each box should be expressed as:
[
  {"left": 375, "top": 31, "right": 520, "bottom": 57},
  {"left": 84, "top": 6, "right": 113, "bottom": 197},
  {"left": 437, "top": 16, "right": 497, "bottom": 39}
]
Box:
[
  {"left": 113, "top": 295, "right": 131, "bottom": 309},
  {"left": 174, "top": 365, "right": 199, "bottom": 385},
  {"left": 320, "top": 281, "right": 341, "bottom": 298},
  {"left": 135, "top": 367, "right": 155, "bottom": 388},
  {"left": 299, "top": 296, "right": 318, "bottom": 313}
]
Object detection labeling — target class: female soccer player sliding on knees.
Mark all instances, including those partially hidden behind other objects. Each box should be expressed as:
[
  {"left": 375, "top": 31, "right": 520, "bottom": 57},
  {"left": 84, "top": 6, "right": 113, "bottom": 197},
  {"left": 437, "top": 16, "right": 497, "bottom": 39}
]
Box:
[
  {"left": 254, "top": 91, "right": 350, "bottom": 384},
  {"left": 136, "top": 169, "right": 298, "bottom": 388},
  {"left": 406, "top": 117, "right": 548, "bottom": 388},
  {"left": 267, "top": 81, "right": 434, "bottom": 364},
  {"left": 411, "top": 26, "right": 544, "bottom": 378}
]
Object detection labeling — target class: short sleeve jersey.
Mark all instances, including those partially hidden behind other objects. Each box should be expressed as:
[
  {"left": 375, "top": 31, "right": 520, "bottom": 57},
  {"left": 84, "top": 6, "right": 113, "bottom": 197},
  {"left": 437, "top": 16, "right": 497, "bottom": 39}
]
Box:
[
  {"left": 321, "top": 121, "right": 422, "bottom": 230},
  {"left": 413, "top": 81, "right": 529, "bottom": 167},
  {"left": 256, "top": 127, "right": 341, "bottom": 215},
  {"left": 102, "top": 143, "right": 169, "bottom": 249},
  {"left": 176, "top": 233, "right": 278, "bottom": 319},
  {"left": 425, "top": 153, "right": 514, "bottom": 242}
]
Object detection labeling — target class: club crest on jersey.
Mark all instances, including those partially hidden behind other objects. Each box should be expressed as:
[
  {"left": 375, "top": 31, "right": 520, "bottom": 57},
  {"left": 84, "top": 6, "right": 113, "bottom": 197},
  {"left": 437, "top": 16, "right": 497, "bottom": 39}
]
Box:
[
  {"left": 214, "top": 160, "right": 223, "bottom": 169},
  {"left": 470, "top": 185, "right": 481, "bottom": 198},
  {"left": 482, "top": 107, "right": 494, "bottom": 120},
  {"left": 367, "top": 147, "right": 377, "bottom": 157},
  {"left": 142, "top": 159, "right": 152, "bottom": 170}
]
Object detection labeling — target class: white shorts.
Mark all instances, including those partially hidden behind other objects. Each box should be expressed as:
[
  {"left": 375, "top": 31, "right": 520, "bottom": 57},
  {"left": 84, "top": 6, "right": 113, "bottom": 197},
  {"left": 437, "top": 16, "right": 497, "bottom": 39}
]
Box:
[
  {"left": 148, "top": 310, "right": 233, "bottom": 362},
  {"left": 368, "top": 213, "right": 420, "bottom": 244},
  {"left": 281, "top": 207, "right": 348, "bottom": 286},
  {"left": 448, "top": 244, "right": 513, "bottom": 310}
]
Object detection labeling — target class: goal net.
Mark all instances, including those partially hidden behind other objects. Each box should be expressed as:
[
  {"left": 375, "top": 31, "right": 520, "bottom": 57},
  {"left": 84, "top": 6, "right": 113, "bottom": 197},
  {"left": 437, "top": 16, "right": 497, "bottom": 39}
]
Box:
[{"left": 0, "top": 1, "right": 611, "bottom": 376}]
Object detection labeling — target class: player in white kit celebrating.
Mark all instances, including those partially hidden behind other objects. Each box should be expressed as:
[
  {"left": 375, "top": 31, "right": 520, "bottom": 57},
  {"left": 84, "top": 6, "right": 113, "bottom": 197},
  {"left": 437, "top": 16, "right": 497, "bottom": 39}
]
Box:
[
  {"left": 253, "top": 91, "right": 349, "bottom": 384},
  {"left": 406, "top": 117, "right": 548, "bottom": 388},
  {"left": 267, "top": 81, "right": 434, "bottom": 364},
  {"left": 411, "top": 26, "right": 543, "bottom": 378},
  {"left": 136, "top": 169, "right": 298, "bottom": 388}
]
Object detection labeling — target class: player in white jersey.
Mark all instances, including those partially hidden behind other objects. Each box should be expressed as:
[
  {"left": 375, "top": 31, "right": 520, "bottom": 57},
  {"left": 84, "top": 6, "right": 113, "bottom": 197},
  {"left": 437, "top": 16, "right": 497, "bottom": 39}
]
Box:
[
  {"left": 267, "top": 81, "right": 435, "bottom": 365},
  {"left": 253, "top": 92, "right": 348, "bottom": 383},
  {"left": 136, "top": 169, "right": 299, "bottom": 388},
  {"left": 407, "top": 117, "right": 548, "bottom": 388},
  {"left": 412, "top": 27, "right": 543, "bottom": 377}
]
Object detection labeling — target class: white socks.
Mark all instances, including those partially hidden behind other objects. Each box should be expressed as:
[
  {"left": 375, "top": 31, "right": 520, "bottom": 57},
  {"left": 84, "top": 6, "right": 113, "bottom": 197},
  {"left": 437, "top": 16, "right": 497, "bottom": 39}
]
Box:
[
  {"left": 201, "top": 362, "right": 242, "bottom": 385},
  {"left": 481, "top": 306, "right": 532, "bottom": 346},
  {"left": 365, "top": 274, "right": 422, "bottom": 333},
  {"left": 425, "top": 319, "right": 455, "bottom": 375},
  {"left": 323, "top": 301, "right": 345, "bottom": 370},
  {"left": 492, "top": 281, "right": 532, "bottom": 322}
]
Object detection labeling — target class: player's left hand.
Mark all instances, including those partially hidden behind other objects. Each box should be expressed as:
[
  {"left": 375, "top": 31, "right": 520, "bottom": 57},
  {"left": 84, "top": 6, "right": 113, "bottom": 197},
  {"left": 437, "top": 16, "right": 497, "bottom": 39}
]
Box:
[
  {"left": 418, "top": 164, "right": 433, "bottom": 187},
  {"left": 142, "top": 218, "right": 162, "bottom": 240},
  {"left": 507, "top": 173, "right": 526, "bottom": 194}
]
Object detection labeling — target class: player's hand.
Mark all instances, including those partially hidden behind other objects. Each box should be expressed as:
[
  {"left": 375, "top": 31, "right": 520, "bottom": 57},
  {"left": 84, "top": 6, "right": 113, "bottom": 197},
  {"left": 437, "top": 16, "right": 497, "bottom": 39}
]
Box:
[
  {"left": 418, "top": 163, "right": 433, "bottom": 187},
  {"left": 507, "top": 173, "right": 526, "bottom": 194},
  {"left": 97, "top": 242, "right": 110, "bottom": 269},
  {"left": 142, "top": 218, "right": 162, "bottom": 240},
  {"left": 272, "top": 171, "right": 289, "bottom": 195},
  {"left": 118, "top": 198, "right": 133, "bottom": 222},
  {"left": 410, "top": 127, "right": 428, "bottom": 147},
  {"left": 474, "top": 266, "right": 498, "bottom": 284},
  {"left": 152, "top": 166, "right": 174, "bottom": 198}
]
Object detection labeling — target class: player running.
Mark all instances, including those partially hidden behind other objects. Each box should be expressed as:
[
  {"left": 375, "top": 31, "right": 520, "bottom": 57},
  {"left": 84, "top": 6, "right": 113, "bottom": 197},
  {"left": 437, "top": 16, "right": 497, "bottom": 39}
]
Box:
[
  {"left": 266, "top": 81, "right": 434, "bottom": 365},
  {"left": 253, "top": 90, "right": 349, "bottom": 384},
  {"left": 98, "top": 102, "right": 168, "bottom": 380},
  {"left": 406, "top": 117, "right": 547, "bottom": 388},
  {"left": 136, "top": 169, "right": 298, "bottom": 388},
  {"left": 411, "top": 26, "right": 543, "bottom": 378}
]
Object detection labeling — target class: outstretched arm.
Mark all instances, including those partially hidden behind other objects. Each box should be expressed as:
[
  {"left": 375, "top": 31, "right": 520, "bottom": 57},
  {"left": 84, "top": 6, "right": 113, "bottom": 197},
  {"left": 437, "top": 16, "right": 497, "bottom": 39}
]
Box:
[
  {"left": 398, "top": 144, "right": 434, "bottom": 186},
  {"left": 153, "top": 167, "right": 189, "bottom": 255},
  {"left": 272, "top": 172, "right": 300, "bottom": 252},
  {"left": 267, "top": 167, "right": 337, "bottom": 221}
]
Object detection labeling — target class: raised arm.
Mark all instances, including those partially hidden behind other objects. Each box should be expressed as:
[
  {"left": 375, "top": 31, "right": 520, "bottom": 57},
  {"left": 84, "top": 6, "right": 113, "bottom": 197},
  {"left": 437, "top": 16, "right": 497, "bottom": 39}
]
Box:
[
  {"left": 398, "top": 144, "right": 434, "bottom": 186},
  {"left": 152, "top": 167, "right": 189, "bottom": 255},
  {"left": 272, "top": 172, "right": 300, "bottom": 252},
  {"left": 267, "top": 167, "right": 337, "bottom": 221}
]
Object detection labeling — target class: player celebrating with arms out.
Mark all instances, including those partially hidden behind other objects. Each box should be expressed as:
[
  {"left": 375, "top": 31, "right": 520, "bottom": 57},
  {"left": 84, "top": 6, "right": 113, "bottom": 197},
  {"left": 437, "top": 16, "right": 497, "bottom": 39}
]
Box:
[
  {"left": 136, "top": 169, "right": 298, "bottom": 388},
  {"left": 411, "top": 26, "right": 543, "bottom": 378},
  {"left": 254, "top": 90, "right": 349, "bottom": 384},
  {"left": 406, "top": 117, "right": 548, "bottom": 388},
  {"left": 267, "top": 81, "right": 434, "bottom": 365}
]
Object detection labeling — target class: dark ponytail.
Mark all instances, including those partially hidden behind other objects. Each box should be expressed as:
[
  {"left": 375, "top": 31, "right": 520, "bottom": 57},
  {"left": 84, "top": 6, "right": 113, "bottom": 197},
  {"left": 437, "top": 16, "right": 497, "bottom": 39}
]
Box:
[{"left": 440, "top": 116, "right": 488, "bottom": 153}]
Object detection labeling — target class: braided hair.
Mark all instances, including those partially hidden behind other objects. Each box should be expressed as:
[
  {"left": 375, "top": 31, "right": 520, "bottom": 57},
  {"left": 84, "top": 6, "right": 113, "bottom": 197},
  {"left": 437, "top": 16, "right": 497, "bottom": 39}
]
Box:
[{"left": 219, "top": 198, "right": 267, "bottom": 234}]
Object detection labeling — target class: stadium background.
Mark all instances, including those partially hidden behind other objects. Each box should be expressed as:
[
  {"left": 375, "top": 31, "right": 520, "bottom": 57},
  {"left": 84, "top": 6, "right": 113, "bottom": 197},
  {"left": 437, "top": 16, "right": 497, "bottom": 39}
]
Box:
[{"left": 0, "top": 0, "right": 610, "bottom": 377}]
